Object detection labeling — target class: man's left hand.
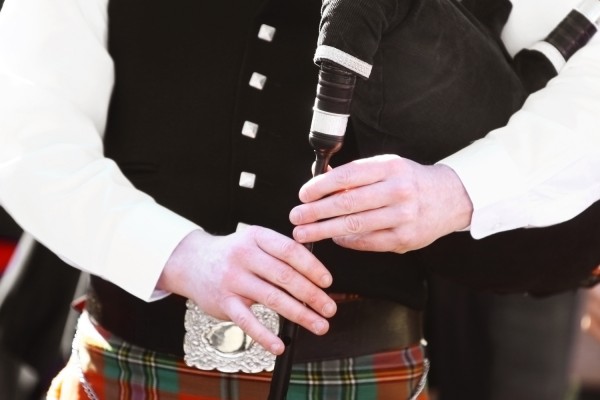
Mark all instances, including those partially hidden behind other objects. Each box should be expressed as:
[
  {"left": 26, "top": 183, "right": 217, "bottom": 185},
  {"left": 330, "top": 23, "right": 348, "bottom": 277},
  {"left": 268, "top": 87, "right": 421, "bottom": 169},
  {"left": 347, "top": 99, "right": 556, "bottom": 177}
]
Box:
[{"left": 289, "top": 154, "right": 473, "bottom": 253}]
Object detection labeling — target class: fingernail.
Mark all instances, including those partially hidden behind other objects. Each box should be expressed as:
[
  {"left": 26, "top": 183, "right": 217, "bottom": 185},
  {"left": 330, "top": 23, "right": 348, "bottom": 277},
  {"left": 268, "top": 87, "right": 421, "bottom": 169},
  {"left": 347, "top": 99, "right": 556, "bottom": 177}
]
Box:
[
  {"left": 289, "top": 208, "right": 300, "bottom": 224},
  {"left": 321, "top": 273, "right": 332, "bottom": 287},
  {"left": 270, "top": 342, "right": 284, "bottom": 355},
  {"left": 294, "top": 228, "right": 306, "bottom": 242},
  {"left": 322, "top": 302, "right": 336, "bottom": 317},
  {"left": 313, "top": 320, "right": 326, "bottom": 335},
  {"left": 298, "top": 187, "right": 308, "bottom": 202}
]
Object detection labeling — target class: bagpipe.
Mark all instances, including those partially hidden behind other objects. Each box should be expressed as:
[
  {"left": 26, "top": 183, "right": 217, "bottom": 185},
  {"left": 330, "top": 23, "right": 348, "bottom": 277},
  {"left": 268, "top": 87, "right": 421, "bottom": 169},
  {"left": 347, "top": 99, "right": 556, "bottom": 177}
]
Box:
[
  {"left": 268, "top": 0, "right": 600, "bottom": 398},
  {"left": 310, "top": 0, "right": 600, "bottom": 296}
]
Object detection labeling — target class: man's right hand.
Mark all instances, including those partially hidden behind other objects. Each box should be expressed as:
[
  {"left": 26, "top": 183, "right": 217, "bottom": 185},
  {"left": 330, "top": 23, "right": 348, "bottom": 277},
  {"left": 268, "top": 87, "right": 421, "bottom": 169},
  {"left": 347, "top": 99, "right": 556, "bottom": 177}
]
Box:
[{"left": 156, "top": 228, "right": 337, "bottom": 355}]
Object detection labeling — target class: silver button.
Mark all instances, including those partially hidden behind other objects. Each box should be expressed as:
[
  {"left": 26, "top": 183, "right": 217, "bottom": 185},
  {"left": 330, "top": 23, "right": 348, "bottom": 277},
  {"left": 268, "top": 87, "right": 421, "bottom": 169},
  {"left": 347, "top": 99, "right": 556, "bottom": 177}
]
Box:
[
  {"left": 236, "top": 222, "right": 251, "bottom": 232},
  {"left": 242, "top": 121, "right": 259, "bottom": 138},
  {"left": 249, "top": 72, "right": 267, "bottom": 90},
  {"left": 258, "top": 24, "right": 276, "bottom": 42},
  {"left": 239, "top": 171, "right": 256, "bottom": 189}
]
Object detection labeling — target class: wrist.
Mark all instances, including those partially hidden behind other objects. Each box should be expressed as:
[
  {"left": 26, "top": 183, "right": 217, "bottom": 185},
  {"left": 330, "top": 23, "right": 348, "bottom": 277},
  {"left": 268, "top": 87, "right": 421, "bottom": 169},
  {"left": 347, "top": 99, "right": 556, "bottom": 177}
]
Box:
[
  {"left": 157, "top": 228, "right": 210, "bottom": 294},
  {"left": 433, "top": 164, "right": 474, "bottom": 233}
]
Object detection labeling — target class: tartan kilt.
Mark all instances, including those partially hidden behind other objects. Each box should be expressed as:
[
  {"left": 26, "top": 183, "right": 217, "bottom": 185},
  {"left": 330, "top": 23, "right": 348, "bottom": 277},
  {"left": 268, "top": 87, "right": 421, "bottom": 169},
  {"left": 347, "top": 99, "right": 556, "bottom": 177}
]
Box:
[{"left": 47, "top": 313, "right": 429, "bottom": 400}]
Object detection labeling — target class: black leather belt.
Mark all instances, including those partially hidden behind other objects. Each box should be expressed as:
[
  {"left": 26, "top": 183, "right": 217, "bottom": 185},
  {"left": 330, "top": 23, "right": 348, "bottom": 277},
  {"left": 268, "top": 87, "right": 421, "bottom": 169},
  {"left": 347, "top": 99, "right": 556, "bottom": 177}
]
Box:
[
  {"left": 294, "top": 297, "right": 422, "bottom": 362},
  {"left": 85, "top": 289, "right": 422, "bottom": 363}
]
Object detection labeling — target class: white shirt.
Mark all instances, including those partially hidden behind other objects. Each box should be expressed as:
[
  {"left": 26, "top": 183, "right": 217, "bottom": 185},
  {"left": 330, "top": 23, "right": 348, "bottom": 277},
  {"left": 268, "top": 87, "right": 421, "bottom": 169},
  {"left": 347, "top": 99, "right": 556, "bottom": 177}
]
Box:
[
  {"left": 0, "top": 0, "right": 598, "bottom": 300},
  {"left": 0, "top": 0, "right": 200, "bottom": 300},
  {"left": 439, "top": 0, "right": 600, "bottom": 238}
]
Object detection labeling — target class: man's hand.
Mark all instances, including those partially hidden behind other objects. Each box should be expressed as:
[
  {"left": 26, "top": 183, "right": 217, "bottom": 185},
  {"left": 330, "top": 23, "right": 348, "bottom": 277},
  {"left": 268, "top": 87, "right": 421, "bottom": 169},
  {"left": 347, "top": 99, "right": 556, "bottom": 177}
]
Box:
[
  {"left": 583, "top": 284, "right": 600, "bottom": 342},
  {"left": 289, "top": 154, "right": 473, "bottom": 253},
  {"left": 156, "top": 228, "right": 337, "bottom": 355}
]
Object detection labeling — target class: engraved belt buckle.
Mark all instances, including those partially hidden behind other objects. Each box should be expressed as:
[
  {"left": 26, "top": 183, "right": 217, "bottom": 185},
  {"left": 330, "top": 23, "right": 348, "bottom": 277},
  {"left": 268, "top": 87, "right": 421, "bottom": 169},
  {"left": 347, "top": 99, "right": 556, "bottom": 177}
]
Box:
[{"left": 183, "top": 299, "right": 280, "bottom": 373}]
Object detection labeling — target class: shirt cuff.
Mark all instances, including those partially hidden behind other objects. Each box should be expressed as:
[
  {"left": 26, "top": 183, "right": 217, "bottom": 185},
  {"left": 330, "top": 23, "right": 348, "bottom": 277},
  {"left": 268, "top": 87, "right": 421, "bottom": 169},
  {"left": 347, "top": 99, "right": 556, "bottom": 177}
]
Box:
[
  {"left": 102, "top": 202, "right": 201, "bottom": 301},
  {"left": 437, "top": 138, "right": 530, "bottom": 239}
]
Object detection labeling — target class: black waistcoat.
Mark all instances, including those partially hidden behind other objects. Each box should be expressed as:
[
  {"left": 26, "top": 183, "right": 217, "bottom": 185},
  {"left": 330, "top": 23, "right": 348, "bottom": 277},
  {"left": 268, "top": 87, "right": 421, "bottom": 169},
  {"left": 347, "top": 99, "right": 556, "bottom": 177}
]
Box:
[{"left": 92, "top": 0, "right": 536, "bottom": 353}]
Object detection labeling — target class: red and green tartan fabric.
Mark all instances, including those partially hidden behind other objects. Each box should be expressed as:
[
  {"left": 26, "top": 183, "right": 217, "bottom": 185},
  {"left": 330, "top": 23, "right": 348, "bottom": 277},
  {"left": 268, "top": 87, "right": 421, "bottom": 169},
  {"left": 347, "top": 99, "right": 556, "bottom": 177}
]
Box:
[{"left": 49, "top": 314, "right": 429, "bottom": 400}]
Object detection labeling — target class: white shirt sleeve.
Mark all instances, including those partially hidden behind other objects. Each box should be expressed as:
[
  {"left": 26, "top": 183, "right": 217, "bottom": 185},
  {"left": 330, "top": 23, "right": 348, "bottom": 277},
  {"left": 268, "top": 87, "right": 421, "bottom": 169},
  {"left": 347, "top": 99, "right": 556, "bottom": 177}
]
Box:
[
  {"left": 0, "top": 0, "right": 200, "bottom": 300},
  {"left": 438, "top": 0, "right": 600, "bottom": 239}
]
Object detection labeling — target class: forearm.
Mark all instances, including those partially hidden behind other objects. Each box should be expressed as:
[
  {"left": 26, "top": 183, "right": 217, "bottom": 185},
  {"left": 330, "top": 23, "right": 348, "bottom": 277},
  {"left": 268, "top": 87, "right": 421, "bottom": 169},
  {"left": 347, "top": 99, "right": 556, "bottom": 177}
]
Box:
[
  {"left": 0, "top": 0, "right": 200, "bottom": 300},
  {"left": 439, "top": 36, "right": 600, "bottom": 238},
  {"left": 0, "top": 89, "right": 200, "bottom": 301}
]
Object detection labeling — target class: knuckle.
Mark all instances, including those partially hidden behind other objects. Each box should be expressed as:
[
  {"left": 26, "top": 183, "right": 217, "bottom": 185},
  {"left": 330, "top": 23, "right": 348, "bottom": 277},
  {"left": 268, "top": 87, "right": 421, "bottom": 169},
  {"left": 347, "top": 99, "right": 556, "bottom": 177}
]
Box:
[
  {"left": 393, "top": 178, "right": 412, "bottom": 198},
  {"left": 392, "top": 226, "right": 410, "bottom": 241},
  {"left": 334, "top": 166, "right": 354, "bottom": 187},
  {"left": 221, "top": 295, "right": 242, "bottom": 319},
  {"left": 216, "top": 265, "right": 238, "bottom": 289},
  {"left": 277, "top": 238, "right": 296, "bottom": 259},
  {"left": 386, "top": 154, "right": 405, "bottom": 171},
  {"left": 335, "top": 191, "right": 357, "bottom": 213},
  {"left": 265, "top": 290, "right": 284, "bottom": 309},
  {"left": 397, "top": 205, "right": 416, "bottom": 223},
  {"left": 343, "top": 214, "right": 362, "bottom": 234},
  {"left": 276, "top": 266, "right": 295, "bottom": 285},
  {"left": 392, "top": 230, "right": 416, "bottom": 252},
  {"left": 303, "top": 288, "right": 320, "bottom": 307},
  {"left": 225, "top": 241, "right": 250, "bottom": 265},
  {"left": 247, "top": 225, "right": 266, "bottom": 244},
  {"left": 220, "top": 257, "right": 246, "bottom": 288},
  {"left": 234, "top": 313, "right": 251, "bottom": 332}
]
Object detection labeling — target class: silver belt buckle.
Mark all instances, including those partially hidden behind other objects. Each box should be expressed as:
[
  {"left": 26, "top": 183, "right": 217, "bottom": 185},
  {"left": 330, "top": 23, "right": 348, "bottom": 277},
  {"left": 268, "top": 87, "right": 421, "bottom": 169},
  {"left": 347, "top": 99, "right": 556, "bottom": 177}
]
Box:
[{"left": 183, "top": 299, "right": 280, "bottom": 373}]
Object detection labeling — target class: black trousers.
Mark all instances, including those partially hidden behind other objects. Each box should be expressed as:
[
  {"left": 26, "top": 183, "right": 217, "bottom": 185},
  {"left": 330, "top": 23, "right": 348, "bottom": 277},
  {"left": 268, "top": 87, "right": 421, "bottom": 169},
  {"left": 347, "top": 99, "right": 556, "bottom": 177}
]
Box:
[{"left": 426, "top": 274, "right": 578, "bottom": 400}]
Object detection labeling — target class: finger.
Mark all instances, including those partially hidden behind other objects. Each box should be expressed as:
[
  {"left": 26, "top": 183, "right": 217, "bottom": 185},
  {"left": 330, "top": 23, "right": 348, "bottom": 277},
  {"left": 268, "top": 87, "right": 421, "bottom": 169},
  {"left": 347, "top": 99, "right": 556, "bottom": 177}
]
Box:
[
  {"left": 251, "top": 229, "right": 337, "bottom": 318},
  {"left": 291, "top": 184, "right": 390, "bottom": 225},
  {"left": 334, "top": 229, "right": 412, "bottom": 252},
  {"left": 230, "top": 275, "right": 331, "bottom": 337},
  {"left": 246, "top": 254, "right": 337, "bottom": 318},
  {"left": 299, "top": 155, "right": 397, "bottom": 203},
  {"left": 253, "top": 227, "right": 333, "bottom": 288},
  {"left": 220, "top": 295, "right": 285, "bottom": 355},
  {"left": 293, "top": 205, "right": 408, "bottom": 244}
]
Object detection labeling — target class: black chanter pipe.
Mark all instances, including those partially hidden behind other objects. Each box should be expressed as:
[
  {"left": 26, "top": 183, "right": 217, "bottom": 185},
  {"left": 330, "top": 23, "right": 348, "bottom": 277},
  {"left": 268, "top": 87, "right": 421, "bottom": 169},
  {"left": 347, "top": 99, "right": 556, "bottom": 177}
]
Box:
[
  {"left": 267, "top": 61, "right": 356, "bottom": 400},
  {"left": 309, "top": 62, "right": 357, "bottom": 176}
]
